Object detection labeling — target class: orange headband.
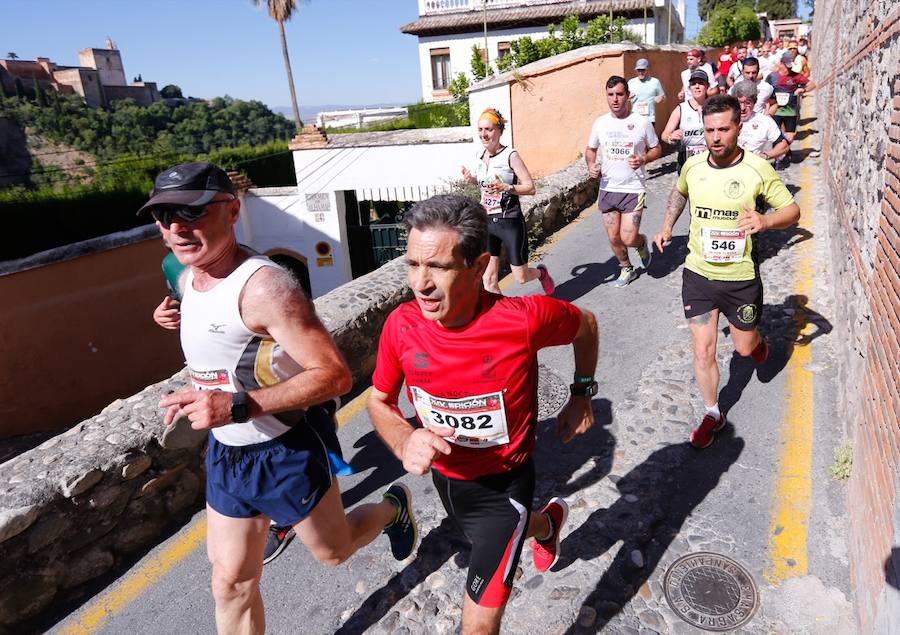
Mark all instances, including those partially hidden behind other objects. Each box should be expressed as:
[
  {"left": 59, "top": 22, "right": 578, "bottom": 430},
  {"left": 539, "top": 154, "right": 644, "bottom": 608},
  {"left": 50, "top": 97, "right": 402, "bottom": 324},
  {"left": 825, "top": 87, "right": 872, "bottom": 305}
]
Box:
[{"left": 479, "top": 108, "right": 506, "bottom": 129}]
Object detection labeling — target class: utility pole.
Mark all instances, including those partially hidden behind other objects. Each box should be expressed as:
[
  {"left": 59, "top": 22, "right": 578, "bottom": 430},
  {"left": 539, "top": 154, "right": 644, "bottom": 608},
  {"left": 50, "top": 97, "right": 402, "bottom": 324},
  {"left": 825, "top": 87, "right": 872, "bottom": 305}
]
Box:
[
  {"left": 483, "top": 0, "right": 488, "bottom": 69},
  {"left": 668, "top": 0, "right": 673, "bottom": 44}
]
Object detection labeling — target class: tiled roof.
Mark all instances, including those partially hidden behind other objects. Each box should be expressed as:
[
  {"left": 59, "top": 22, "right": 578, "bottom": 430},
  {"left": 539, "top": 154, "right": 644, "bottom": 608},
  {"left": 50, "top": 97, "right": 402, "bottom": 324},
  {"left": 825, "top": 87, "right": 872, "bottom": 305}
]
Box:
[{"left": 400, "top": 1, "right": 656, "bottom": 36}]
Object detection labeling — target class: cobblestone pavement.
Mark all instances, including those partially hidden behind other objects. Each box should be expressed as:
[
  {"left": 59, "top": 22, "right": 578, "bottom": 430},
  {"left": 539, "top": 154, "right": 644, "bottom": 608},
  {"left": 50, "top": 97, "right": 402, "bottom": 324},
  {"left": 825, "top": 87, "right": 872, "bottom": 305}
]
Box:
[{"left": 51, "top": 122, "right": 856, "bottom": 635}]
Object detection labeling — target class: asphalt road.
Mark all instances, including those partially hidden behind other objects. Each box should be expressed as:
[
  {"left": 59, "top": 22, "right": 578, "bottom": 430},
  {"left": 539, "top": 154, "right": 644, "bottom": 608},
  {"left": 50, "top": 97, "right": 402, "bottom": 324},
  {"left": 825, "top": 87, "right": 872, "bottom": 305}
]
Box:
[{"left": 47, "top": 128, "right": 854, "bottom": 634}]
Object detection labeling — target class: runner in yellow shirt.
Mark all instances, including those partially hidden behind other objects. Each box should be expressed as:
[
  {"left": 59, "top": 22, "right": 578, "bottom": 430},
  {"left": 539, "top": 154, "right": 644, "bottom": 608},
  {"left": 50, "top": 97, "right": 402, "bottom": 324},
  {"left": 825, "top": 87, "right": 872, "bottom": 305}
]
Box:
[{"left": 653, "top": 95, "right": 800, "bottom": 448}]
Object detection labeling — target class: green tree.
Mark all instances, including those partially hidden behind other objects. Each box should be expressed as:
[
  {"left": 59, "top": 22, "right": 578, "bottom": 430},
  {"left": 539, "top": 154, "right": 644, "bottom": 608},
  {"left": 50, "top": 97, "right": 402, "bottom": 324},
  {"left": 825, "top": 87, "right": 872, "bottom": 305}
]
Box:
[
  {"left": 697, "top": 7, "right": 737, "bottom": 46},
  {"left": 253, "top": 0, "right": 308, "bottom": 133},
  {"left": 6, "top": 52, "right": 18, "bottom": 60},
  {"left": 160, "top": 84, "right": 183, "bottom": 98},
  {"left": 756, "top": 0, "right": 797, "bottom": 20},
  {"left": 470, "top": 44, "right": 491, "bottom": 81},
  {"left": 448, "top": 72, "right": 470, "bottom": 100},
  {"left": 697, "top": 0, "right": 753, "bottom": 22},
  {"left": 732, "top": 5, "right": 761, "bottom": 42}
]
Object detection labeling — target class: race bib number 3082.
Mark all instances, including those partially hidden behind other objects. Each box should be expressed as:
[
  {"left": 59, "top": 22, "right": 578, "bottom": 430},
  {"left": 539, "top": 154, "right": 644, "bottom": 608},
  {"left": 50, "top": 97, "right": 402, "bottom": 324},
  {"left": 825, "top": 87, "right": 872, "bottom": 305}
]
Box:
[{"left": 410, "top": 386, "right": 510, "bottom": 448}]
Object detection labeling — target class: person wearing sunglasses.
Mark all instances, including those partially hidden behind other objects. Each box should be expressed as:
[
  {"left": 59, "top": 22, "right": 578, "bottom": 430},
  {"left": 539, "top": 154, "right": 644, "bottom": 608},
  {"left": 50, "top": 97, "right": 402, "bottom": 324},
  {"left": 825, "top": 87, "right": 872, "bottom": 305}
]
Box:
[{"left": 139, "top": 162, "right": 417, "bottom": 634}]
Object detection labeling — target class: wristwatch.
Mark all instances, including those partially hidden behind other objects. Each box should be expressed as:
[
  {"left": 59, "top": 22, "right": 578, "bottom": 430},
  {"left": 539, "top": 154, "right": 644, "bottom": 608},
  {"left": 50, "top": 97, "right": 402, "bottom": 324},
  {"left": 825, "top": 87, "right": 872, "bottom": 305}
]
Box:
[
  {"left": 570, "top": 379, "right": 599, "bottom": 397},
  {"left": 231, "top": 391, "right": 251, "bottom": 423}
]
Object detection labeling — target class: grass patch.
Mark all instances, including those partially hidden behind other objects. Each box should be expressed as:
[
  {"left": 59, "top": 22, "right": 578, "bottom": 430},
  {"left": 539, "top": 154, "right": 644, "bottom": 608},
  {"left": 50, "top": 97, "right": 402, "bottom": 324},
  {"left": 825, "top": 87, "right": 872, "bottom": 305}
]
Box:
[{"left": 828, "top": 440, "right": 853, "bottom": 481}]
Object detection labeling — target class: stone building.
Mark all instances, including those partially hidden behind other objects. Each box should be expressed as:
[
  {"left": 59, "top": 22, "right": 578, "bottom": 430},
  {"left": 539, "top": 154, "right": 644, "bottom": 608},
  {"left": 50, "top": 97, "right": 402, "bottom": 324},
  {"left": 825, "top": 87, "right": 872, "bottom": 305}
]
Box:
[
  {"left": 401, "top": 0, "right": 685, "bottom": 102},
  {"left": 0, "top": 40, "right": 160, "bottom": 108}
]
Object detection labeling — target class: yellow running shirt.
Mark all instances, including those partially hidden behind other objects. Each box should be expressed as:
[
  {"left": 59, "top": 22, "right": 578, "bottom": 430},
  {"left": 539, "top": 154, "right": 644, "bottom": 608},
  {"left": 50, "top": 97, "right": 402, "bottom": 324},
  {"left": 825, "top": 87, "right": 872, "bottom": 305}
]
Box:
[{"left": 676, "top": 151, "right": 794, "bottom": 281}]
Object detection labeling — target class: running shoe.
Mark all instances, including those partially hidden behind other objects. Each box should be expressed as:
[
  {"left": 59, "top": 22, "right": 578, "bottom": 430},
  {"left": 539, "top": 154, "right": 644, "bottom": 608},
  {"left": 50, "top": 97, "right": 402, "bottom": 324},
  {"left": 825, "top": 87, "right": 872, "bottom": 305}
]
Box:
[
  {"left": 383, "top": 483, "right": 418, "bottom": 561},
  {"left": 532, "top": 497, "right": 569, "bottom": 573},
  {"left": 750, "top": 338, "right": 769, "bottom": 365},
  {"left": 263, "top": 524, "right": 296, "bottom": 565},
  {"left": 536, "top": 264, "right": 555, "bottom": 295},
  {"left": 689, "top": 413, "right": 727, "bottom": 449},
  {"left": 636, "top": 235, "right": 652, "bottom": 270},
  {"left": 613, "top": 266, "right": 638, "bottom": 288}
]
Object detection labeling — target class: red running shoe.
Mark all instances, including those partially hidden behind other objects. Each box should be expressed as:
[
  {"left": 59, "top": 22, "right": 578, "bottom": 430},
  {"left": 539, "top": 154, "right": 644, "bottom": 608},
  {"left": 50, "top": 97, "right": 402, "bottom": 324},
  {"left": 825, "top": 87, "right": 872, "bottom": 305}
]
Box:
[
  {"left": 536, "top": 264, "right": 555, "bottom": 295},
  {"left": 532, "top": 497, "right": 568, "bottom": 572},
  {"left": 690, "top": 413, "right": 726, "bottom": 449}
]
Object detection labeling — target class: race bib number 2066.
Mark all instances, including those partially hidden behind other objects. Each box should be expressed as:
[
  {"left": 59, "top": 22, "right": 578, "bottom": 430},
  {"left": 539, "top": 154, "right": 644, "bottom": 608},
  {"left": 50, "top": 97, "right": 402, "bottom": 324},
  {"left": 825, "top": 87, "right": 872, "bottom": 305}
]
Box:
[{"left": 410, "top": 386, "right": 510, "bottom": 448}]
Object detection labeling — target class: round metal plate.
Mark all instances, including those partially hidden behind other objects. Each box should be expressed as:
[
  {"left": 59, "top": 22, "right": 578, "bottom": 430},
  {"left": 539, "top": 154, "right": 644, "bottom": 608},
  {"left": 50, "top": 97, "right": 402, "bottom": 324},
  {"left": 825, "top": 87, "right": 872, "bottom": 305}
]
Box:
[
  {"left": 663, "top": 552, "right": 759, "bottom": 632},
  {"left": 537, "top": 364, "right": 569, "bottom": 420}
]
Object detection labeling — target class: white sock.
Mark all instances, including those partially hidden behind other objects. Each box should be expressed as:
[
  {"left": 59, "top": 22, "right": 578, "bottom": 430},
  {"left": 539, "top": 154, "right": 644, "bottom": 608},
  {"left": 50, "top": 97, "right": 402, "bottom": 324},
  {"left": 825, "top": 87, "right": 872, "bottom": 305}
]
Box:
[{"left": 706, "top": 403, "right": 721, "bottom": 419}]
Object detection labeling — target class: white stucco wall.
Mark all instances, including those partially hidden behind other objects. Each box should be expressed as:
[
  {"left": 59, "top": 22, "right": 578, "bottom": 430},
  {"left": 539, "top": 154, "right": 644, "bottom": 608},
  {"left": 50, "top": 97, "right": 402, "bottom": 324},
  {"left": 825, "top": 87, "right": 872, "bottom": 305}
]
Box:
[
  {"left": 236, "top": 189, "right": 352, "bottom": 298},
  {"left": 293, "top": 139, "right": 478, "bottom": 201},
  {"left": 417, "top": 26, "right": 552, "bottom": 102}
]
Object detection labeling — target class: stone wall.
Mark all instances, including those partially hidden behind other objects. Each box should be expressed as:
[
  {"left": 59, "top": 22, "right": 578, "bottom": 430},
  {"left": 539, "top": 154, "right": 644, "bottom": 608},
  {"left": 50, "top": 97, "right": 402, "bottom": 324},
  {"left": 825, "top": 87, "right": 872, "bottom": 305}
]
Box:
[
  {"left": 0, "top": 158, "right": 597, "bottom": 632},
  {"left": 811, "top": 1, "right": 900, "bottom": 632}
]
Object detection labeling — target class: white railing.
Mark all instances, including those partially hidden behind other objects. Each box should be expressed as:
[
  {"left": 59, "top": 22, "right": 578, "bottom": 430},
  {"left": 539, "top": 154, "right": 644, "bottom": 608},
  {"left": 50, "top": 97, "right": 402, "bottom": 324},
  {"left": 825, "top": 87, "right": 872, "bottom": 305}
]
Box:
[{"left": 419, "top": 0, "right": 572, "bottom": 15}]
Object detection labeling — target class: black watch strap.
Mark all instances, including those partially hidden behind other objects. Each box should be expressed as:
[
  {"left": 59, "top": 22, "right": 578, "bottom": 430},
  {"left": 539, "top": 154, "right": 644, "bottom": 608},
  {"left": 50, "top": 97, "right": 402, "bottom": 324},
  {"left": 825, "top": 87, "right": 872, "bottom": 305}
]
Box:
[
  {"left": 570, "top": 381, "right": 598, "bottom": 397},
  {"left": 231, "top": 391, "right": 251, "bottom": 423}
]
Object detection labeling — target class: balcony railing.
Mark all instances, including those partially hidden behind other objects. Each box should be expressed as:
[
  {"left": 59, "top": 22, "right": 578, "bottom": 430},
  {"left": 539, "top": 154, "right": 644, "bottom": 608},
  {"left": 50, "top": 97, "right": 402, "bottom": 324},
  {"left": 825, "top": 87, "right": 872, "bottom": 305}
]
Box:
[{"left": 418, "top": 0, "right": 573, "bottom": 15}]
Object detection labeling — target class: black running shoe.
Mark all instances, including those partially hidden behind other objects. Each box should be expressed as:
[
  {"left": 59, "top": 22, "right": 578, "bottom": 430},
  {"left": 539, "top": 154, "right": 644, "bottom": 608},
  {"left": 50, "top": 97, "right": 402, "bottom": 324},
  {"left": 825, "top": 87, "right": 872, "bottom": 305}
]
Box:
[
  {"left": 263, "top": 524, "right": 296, "bottom": 565},
  {"left": 383, "top": 483, "right": 418, "bottom": 561}
]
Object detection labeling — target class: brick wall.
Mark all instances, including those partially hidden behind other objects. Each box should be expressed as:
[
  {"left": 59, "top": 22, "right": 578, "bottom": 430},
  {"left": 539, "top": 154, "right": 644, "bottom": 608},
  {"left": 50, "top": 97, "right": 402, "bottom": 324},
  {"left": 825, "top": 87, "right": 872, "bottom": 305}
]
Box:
[{"left": 812, "top": 1, "right": 900, "bottom": 632}]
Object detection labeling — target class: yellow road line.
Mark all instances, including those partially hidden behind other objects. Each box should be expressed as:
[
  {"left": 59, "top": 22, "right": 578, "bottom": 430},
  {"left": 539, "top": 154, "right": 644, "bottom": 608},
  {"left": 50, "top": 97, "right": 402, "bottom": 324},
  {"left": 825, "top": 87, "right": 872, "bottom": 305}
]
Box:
[
  {"left": 58, "top": 519, "right": 208, "bottom": 635},
  {"left": 58, "top": 388, "right": 373, "bottom": 633},
  {"left": 764, "top": 126, "right": 817, "bottom": 585}
]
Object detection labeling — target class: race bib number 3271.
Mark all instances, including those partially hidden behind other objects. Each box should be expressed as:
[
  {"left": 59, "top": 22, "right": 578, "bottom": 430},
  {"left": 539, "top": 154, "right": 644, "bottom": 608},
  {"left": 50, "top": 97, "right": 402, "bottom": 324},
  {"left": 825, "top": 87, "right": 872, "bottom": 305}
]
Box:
[{"left": 410, "top": 386, "right": 510, "bottom": 448}]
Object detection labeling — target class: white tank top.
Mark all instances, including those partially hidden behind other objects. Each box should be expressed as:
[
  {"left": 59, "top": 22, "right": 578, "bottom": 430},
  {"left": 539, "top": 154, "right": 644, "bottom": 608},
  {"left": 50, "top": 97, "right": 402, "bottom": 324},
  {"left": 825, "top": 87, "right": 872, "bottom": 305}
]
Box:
[
  {"left": 679, "top": 101, "right": 707, "bottom": 157},
  {"left": 475, "top": 146, "right": 522, "bottom": 217},
  {"left": 180, "top": 255, "right": 305, "bottom": 446}
]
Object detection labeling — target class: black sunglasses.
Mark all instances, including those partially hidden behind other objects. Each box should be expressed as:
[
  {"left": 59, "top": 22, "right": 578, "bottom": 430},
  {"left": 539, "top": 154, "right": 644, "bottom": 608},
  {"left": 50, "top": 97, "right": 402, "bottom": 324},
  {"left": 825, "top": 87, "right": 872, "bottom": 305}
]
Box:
[{"left": 151, "top": 198, "right": 234, "bottom": 227}]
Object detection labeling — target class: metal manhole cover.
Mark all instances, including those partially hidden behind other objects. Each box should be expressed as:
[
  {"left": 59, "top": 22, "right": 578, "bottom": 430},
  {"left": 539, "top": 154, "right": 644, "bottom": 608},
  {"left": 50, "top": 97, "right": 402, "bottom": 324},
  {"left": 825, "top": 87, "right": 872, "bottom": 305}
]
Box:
[
  {"left": 663, "top": 552, "right": 759, "bottom": 632},
  {"left": 537, "top": 364, "right": 568, "bottom": 420}
]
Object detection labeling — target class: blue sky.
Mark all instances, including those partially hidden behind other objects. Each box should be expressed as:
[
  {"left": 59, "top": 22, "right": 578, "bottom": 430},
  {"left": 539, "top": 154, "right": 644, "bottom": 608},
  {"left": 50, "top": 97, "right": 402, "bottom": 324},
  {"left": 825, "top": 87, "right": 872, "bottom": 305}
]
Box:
[{"left": 2, "top": 1, "right": 804, "bottom": 111}]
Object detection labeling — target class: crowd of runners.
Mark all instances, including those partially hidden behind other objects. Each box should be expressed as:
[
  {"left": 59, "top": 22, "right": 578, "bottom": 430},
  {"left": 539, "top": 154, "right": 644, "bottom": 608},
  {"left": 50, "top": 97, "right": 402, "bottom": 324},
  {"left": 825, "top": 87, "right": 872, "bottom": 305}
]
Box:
[{"left": 142, "top": 44, "right": 807, "bottom": 634}]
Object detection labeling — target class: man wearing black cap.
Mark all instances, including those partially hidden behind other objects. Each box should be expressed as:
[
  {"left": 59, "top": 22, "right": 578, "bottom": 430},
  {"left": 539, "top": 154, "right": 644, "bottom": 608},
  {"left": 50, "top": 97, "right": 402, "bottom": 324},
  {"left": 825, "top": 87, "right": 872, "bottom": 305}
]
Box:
[
  {"left": 663, "top": 70, "right": 712, "bottom": 174},
  {"left": 140, "top": 162, "right": 417, "bottom": 634}
]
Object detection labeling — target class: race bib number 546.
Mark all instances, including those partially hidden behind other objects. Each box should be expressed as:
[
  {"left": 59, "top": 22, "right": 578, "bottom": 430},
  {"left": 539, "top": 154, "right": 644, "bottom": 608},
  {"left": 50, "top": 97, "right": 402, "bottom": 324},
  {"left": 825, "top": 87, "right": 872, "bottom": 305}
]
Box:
[
  {"left": 410, "top": 386, "right": 510, "bottom": 448},
  {"left": 700, "top": 227, "right": 747, "bottom": 262}
]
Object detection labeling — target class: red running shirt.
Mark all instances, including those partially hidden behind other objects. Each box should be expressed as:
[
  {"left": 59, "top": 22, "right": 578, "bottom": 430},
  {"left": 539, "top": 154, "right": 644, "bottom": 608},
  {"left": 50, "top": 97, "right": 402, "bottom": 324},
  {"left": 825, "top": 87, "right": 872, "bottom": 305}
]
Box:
[{"left": 373, "top": 290, "right": 582, "bottom": 480}]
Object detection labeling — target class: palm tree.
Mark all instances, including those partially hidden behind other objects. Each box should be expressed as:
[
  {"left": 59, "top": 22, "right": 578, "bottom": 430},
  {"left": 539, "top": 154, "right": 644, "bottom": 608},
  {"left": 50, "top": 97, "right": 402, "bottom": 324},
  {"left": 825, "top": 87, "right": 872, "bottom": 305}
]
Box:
[
  {"left": 7, "top": 52, "right": 18, "bottom": 60},
  {"left": 253, "top": 0, "right": 307, "bottom": 133}
]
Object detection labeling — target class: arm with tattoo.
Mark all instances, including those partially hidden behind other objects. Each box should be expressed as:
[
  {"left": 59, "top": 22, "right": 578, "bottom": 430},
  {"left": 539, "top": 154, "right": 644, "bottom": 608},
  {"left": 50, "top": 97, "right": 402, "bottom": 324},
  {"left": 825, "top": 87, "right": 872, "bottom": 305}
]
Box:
[{"left": 654, "top": 186, "right": 688, "bottom": 251}]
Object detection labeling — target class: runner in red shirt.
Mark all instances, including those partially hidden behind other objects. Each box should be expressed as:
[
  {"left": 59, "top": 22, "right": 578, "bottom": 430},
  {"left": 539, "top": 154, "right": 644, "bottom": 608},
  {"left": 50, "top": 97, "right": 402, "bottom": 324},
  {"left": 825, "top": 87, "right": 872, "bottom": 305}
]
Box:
[
  {"left": 368, "top": 194, "right": 599, "bottom": 634},
  {"left": 717, "top": 44, "right": 735, "bottom": 89}
]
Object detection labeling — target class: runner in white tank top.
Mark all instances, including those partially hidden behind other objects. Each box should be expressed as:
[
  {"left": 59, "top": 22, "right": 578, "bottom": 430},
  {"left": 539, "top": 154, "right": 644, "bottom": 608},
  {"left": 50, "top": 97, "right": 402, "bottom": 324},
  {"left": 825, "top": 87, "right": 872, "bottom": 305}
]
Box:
[
  {"left": 143, "top": 161, "right": 417, "bottom": 633},
  {"left": 663, "top": 70, "right": 712, "bottom": 173},
  {"left": 460, "top": 108, "right": 555, "bottom": 295}
]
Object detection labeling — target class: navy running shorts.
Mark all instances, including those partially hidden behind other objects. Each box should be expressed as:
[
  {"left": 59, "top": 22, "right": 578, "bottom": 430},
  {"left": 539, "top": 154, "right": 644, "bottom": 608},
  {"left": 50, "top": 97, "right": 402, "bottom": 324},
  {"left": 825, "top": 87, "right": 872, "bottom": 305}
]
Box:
[
  {"left": 205, "top": 402, "right": 342, "bottom": 526},
  {"left": 487, "top": 215, "right": 528, "bottom": 266},
  {"left": 432, "top": 459, "right": 535, "bottom": 608}
]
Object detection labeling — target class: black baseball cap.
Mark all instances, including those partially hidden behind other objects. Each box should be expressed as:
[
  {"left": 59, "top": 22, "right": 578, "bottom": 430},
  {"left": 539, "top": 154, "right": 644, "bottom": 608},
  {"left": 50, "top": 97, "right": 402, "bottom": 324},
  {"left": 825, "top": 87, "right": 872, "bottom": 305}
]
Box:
[
  {"left": 137, "top": 162, "right": 236, "bottom": 216},
  {"left": 688, "top": 70, "right": 710, "bottom": 84}
]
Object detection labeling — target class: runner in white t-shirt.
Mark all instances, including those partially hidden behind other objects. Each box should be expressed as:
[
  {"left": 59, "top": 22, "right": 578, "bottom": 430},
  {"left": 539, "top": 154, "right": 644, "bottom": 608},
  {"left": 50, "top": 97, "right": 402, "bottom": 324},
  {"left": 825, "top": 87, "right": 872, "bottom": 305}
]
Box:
[
  {"left": 585, "top": 75, "right": 661, "bottom": 288},
  {"left": 728, "top": 57, "right": 775, "bottom": 114},
  {"left": 679, "top": 48, "right": 717, "bottom": 101},
  {"left": 628, "top": 58, "right": 666, "bottom": 124},
  {"left": 733, "top": 81, "right": 789, "bottom": 161}
]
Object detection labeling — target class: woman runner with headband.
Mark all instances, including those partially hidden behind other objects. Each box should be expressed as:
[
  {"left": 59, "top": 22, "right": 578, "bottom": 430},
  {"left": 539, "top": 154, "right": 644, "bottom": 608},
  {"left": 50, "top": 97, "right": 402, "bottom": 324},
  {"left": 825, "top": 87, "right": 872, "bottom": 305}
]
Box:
[{"left": 461, "top": 108, "right": 555, "bottom": 295}]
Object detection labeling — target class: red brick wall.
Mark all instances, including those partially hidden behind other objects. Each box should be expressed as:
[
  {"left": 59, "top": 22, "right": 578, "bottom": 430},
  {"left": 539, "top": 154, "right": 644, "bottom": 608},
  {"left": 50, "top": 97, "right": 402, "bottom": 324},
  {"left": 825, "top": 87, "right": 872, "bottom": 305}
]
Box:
[{"left": 813, "top": 2, "right": 900, "bottom": 631}]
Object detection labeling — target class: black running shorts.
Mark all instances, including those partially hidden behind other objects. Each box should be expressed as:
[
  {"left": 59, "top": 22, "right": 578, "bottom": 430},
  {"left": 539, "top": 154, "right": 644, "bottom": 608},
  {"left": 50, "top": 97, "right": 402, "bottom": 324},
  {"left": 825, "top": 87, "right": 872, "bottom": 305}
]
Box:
[
  {"left": 682, "top": 268, "right": 763, "bottom": 331},
  {"left": 487, "top": 215, "right": 528, "bottom": 266},
  {"left": 432, "top": 459, "right": 535, "bottom": 608},
  {"left": 773, "top": 114, "right": 798, "bottom": 133}
]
